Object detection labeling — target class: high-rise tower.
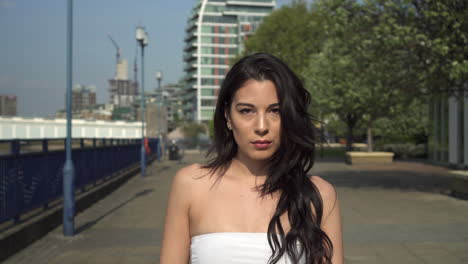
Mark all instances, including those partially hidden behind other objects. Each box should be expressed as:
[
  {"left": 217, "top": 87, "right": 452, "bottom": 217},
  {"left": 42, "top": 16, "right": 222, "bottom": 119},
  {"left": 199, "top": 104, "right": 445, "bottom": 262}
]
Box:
[
  {"left": 108, "top": 59, "right": 139, "bottom": 108},
  {"left": 183, "top": 0, "right": 275, "bottom": 121}
]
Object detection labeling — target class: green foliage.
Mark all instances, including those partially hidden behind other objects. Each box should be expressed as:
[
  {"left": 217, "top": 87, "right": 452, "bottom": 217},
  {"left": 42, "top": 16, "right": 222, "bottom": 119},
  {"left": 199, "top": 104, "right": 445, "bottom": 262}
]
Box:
[
  {"left": 181, "top": 122, "right": 207, "bottom": 148},
  {"left": 242, "top": 1, "right": 324, "bottom": 78},
  {"left": 305, "top": 0, "right": 459, "bottom": 151},
  {"left": 181, "top": 122, "right": 206, "bottom": 139},
  {"left": 208, "top": 119, "right": 215, "bottom": 140},
  {"left": 372, "top": 98, "right": 429, "bottom": 144},
  {"left": 244, "top": 0, "right": 467, "bottom": 151},
  {"left": 407, "top": 0, "right": 468, "bottom": 95}
]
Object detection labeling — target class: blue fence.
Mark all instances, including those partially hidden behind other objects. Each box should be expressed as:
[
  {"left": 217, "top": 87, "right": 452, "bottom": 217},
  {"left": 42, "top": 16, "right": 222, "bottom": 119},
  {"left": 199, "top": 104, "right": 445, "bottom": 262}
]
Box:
[{"left": 0, "top": 138, "right": 160, "bottom": 225}]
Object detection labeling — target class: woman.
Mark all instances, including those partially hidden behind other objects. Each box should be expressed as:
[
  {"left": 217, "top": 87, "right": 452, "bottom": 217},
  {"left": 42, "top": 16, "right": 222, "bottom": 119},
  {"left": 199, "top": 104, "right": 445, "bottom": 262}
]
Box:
[{"left": 160, "top": 53, "right": 343, "bottom": 264}]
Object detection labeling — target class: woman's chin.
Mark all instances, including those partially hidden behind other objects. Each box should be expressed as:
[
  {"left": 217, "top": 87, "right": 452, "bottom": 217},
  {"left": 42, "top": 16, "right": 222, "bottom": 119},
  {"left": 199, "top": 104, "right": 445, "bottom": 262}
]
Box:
[{"left": 245, "top": 150, "right": 275, "bottom": 161}]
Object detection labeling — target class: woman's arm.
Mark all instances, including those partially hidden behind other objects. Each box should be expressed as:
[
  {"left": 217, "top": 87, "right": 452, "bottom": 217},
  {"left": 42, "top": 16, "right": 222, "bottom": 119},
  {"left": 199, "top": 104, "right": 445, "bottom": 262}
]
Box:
[
  {"left": 160, "top": 166, "right": 195, "bottom": 264},
  {"left": 313, "top": 176, "right": 344, "bottom": 264}
]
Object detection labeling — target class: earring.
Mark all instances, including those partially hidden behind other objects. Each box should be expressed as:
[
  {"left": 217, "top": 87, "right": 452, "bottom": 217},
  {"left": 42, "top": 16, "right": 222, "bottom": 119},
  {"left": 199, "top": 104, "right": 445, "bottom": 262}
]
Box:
[{"left": 227, "top": 122, "right": 232, "bottom": 130}]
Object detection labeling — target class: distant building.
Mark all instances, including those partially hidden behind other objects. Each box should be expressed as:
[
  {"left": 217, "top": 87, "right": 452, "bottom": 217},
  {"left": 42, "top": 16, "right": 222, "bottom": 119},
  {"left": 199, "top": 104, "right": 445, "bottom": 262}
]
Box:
[
  {"left": 156, "top": 83, "right": 185, "bottom": 122},
  {"left": 144, "top": 82, "right": 185, "bottom": 123},
  {"left": 72, "top": 85, "right": 97, "bottom": 112},
  {"left": 108, "top": 59, "right": 139, "bottom": 108},
  {"left": 56, "top": 104, "right": 113, "bottom": 121},
  {"left": 136, "top": 103, "right": 167, "bottom": 137},
  {"left": 0, "top": 94, "right": 17, "bottom": 116},
  {"left": 112, "top": 106, "right": 135, "bottom": 121},
  {"left": 429, "top": 95, "right": 468, "bottom": 169},
  {"left": 183, "top": 0, "right": 275, "bottom": 121}
]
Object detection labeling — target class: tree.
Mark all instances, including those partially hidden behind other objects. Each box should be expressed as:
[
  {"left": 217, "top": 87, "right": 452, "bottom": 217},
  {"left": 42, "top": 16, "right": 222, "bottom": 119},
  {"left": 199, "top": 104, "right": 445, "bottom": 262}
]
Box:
[
  {"left": 246, "top": 0, "right": 467, "bottom": 152},
  {"left": 241, "top": 1, "right": 324, "bottom": 79},
  {"left": 181, "top": 122, "right": 206, "bottom": 148},
  {"left": 372, "top": 97, "right": 430, "bottom": 145},
  {"left": 306, "top": 0, "right": 416, "bottom": 152},
  {"left": 306, "top": 40, "right": 367, "bottom": 151},
  {"left": 409, "top": 0, "right": 468, "bottom": 96}
]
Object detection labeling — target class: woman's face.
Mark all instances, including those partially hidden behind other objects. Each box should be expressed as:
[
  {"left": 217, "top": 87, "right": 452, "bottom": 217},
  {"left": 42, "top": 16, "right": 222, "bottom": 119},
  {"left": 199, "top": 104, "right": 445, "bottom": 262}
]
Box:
[{"left": 228, "top": 79, "right": 281, "bottom": 161}]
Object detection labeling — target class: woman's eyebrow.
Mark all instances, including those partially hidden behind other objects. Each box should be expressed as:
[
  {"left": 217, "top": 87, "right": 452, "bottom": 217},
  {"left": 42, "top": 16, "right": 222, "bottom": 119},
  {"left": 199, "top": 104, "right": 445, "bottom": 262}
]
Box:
[
  {"left": 235, "top": 103, "right": 254, "bottom": 107},
  {"left": 235, "top": 103, "right": 280, "bottom": 108}
]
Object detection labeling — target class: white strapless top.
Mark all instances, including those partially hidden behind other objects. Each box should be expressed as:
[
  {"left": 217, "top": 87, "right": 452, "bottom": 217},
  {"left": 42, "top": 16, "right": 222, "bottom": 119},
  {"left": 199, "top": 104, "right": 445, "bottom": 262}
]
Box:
[{"left": 190, "top": 232, "right": 304, "bottom": 264}]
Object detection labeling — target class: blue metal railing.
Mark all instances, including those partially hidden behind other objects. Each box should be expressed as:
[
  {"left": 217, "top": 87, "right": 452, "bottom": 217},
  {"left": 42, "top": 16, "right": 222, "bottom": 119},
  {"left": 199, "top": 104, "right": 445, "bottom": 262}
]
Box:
[{"left": 0, "top": 138, "right": 160, "bottom": 225}]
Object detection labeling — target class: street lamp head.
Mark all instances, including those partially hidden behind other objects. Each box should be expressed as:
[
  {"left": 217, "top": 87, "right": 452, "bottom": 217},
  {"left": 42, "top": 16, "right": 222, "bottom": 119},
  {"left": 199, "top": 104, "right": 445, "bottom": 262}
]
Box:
[
  {"left": 143, "top": 32, "right": 148, "bottom": 47},
  {"left": 156, "top": 71, "right": 163, "bottom": 81},
  {"left": 136, "top": 26, "right": 145, "bottom": 41},
  {"left": 136, "top": 26, "right": 148, "bottom": 47}
]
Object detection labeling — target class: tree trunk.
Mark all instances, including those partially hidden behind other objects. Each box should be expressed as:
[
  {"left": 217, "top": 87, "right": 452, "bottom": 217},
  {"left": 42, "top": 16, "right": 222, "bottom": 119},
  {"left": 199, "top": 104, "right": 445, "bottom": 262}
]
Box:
[
  {"left": 367, "top": 119, "right": 373, "bottom": 152},
  {"left": 345, "top": 113, "right": 358, "bottom": 152},
  {"left": 346, "top": 123, "right": 354, "bottom": 152}
]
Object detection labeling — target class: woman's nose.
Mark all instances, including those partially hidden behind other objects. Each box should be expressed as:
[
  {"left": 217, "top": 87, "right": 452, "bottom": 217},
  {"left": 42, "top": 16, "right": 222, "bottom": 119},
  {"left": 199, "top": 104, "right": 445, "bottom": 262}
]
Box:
[{"left": 254, "top": 113, "right": 269, "bottom": 136}]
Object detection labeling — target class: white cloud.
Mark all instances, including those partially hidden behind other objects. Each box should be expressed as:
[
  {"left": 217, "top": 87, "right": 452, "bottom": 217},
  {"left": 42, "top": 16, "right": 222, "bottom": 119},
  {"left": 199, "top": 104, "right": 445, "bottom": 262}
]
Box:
[{"left": 0, "top": 0, "right": 15, "bottom": 8}]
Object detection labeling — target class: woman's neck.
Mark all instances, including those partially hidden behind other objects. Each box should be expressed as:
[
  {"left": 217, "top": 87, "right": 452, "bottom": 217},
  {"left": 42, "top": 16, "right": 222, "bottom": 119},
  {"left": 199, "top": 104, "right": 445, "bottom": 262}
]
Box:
[{"left": 231, "top": 154, "right": 269, "bottom": 179}]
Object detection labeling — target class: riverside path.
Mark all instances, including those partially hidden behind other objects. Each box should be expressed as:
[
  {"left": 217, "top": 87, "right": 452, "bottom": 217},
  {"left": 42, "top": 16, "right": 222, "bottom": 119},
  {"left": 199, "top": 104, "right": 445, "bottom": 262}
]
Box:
[{"left": 3, "top": 152, "right": 468, "bottom": 264}]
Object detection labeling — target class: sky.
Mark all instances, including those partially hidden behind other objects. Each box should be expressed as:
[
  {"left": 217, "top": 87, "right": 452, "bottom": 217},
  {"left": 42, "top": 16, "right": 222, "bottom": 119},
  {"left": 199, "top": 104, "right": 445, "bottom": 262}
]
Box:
[{"left": 0, "top": 0, "right": 292, "bottom": 117}]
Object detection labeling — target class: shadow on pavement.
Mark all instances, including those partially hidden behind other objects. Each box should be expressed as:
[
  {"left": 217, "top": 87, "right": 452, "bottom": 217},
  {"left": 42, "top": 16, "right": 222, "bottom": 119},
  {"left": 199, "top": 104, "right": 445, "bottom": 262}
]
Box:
[
  {"left": 319, "top": 169, "right": 451, "bottom": 194},
  {"left": 76, "top": 188, "right": 154, "bottom": 234}
]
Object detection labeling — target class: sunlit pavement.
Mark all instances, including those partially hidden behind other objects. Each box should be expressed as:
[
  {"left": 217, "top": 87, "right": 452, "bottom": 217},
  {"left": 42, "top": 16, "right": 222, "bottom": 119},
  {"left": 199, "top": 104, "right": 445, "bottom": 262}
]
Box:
[{"left": 3, "top": 152, "right": 468, "bottom": 264}]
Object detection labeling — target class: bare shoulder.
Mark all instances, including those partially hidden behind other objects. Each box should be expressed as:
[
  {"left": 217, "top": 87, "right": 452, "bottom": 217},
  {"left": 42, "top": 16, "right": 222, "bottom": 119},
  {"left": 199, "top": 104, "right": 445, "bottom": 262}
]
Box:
[
  {"left": 172, "top": 163, "right": 212, "bottom": 189},
  {"left": 310, "top": 176, "right": 338, "bottom": 212},
  {"left": 310, "top": 176, "right": 337, "bottom": 199}
]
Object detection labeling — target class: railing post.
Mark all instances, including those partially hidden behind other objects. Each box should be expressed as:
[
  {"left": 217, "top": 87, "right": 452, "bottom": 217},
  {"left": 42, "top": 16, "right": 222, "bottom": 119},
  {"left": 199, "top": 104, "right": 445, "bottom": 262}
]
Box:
[
  {"left": 42, "top": 139, "right": 48, "bottom": 152},
  {"left": 80, "top": 139, "right": 86, "bottom": 193},
  {"left": 11, "top": 139, "right": 20, "bottom": 155},
  {"left": 43, "top": 139, "right": 49, "bottom": 210},
  {"left": 11, "top": 139, "right": 21, "bottom": 223}
]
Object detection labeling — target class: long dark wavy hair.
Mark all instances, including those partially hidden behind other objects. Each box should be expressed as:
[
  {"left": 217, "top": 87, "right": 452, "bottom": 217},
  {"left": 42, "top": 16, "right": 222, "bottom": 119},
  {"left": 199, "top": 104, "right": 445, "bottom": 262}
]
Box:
[{"left": 203, "top": 53, "right": 333, "bottom": 264}]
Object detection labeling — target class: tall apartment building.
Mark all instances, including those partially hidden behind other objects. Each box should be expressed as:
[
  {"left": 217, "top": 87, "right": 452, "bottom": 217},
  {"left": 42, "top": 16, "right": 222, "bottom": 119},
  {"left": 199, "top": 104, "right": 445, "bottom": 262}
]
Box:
[
  {"left": 72, "top": 85, "right": 97, "bottom": 112},
  {"left": 0, "top": 94, "right": 17, "bottom": 116},
  {"left": 183, "top": 0, "right": 275, "bottom": 121},
  {"left": 108, "top": 59, "right": 139, "bottom": 108}
]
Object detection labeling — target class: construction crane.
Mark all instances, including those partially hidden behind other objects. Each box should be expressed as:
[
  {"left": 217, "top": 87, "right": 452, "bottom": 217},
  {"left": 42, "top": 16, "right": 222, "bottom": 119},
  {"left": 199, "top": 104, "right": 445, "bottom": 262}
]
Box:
[{"left": 107, "top": 33, "right": 121, "bottom": 65}]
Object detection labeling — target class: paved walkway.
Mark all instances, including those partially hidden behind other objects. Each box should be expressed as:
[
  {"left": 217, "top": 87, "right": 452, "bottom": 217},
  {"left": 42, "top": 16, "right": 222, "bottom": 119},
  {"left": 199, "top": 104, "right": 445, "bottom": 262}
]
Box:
[{"left": 3, "top": 154, "right": 468, "bottom": 264}]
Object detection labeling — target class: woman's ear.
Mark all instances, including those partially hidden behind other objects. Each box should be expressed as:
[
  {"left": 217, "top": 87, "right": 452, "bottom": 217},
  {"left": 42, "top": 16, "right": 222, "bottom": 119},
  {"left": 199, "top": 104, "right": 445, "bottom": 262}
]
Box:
[
  {"left": 225, "top": 110, "right": 232, "bottom": 130},
  {"left": 224, "top": 109, "right": 230, "bottom": 123}
]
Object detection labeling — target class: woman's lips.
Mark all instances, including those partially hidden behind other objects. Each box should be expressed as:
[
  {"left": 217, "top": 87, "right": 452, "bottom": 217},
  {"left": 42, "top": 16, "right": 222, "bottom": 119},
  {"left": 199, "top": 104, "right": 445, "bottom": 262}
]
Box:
[{"left": 252, "top": 141, "right": 272, "bottom": 150}]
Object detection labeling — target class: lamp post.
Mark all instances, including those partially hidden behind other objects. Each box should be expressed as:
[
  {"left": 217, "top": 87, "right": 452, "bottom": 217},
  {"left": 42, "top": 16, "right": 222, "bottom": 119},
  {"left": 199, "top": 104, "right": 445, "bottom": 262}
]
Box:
[
  {"left": 136, "top": 26, "right": 148, "bottom": 177},
  {"left": 156, "top": 71, "right": 163, "bottom": 157},
  {"left": 63, "top": 0, "right": 75, "bottom": 236},
  {"left": 156, "top": 71, "right": 163, "bottom": 105}
]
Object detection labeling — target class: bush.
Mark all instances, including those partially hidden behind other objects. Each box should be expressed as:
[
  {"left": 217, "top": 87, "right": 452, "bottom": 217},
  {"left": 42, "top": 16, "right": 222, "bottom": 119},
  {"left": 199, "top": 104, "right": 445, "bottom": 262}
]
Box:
[
  {"left": 181, "top": 122, "right": 208, "bottom": 149},
  {"left": 377, "top": 143, "right": 428, "bottom": 159}
]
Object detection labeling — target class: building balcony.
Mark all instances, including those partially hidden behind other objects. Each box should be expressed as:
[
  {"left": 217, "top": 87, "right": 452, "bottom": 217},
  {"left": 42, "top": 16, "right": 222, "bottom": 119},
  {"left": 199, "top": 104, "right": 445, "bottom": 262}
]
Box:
[
  {"left": 182, "top": 73, "right": 196, "bottom": 82},
  {"left": 185, "top": 20, "right": 198, "bottom": 33},
  {"left": 223, "top": 10, "right": 271, "bottom": 16},
  {"left": 184, "top": 53, "right": 197, "bottom": 62},
  {"left": 184, "top": 31, "right": 197, "bottom": 42},
  {"left": 226, "top": 0, "right": 275, "bottom": 7},
  {"left": 184, "top": 62, "right": 196, "bottom": 71},
  {"left": 184, "top": 41, "right": 197, "bottom": 52}
]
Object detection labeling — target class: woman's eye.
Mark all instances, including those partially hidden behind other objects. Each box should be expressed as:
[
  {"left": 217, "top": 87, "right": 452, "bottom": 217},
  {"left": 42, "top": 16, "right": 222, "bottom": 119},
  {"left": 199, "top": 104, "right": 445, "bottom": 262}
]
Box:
[
  {"left": 271, "top": 108, "right": 280, "bottom": 114},
  {"left": 239, "top": 108, "right": 252, "bottom": 114}
]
